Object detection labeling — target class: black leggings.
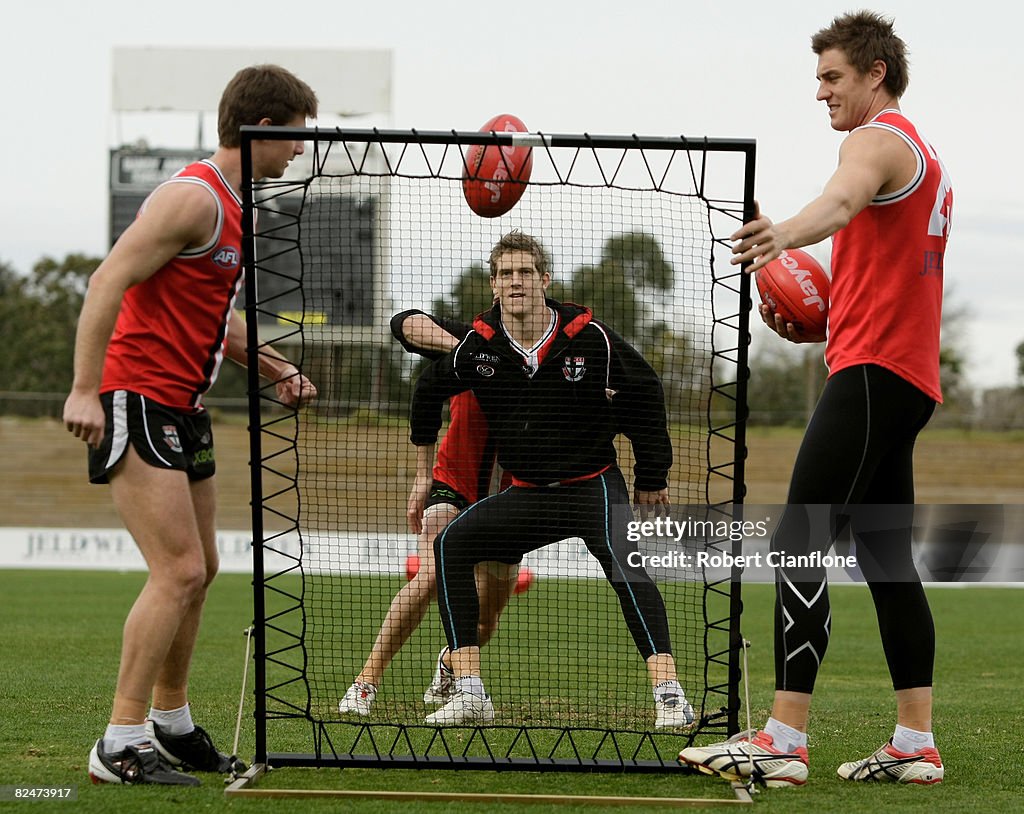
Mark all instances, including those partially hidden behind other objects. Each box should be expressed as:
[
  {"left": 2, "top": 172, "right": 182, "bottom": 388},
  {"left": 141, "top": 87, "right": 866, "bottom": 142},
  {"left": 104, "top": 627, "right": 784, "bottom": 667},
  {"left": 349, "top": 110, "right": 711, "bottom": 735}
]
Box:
[
  {"left": 773, "top": 364, "right": 936, "bottom": 693},
  {"left": 433, "top": 467, "right": 673, "bottom": 660}
]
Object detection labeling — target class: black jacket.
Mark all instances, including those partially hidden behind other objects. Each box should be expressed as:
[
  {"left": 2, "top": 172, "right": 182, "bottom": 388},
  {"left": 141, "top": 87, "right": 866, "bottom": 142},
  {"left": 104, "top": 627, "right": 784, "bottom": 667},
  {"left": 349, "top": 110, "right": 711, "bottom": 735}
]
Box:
[{"left": 410, "top": 299, "right": 672, "bottom": 491}]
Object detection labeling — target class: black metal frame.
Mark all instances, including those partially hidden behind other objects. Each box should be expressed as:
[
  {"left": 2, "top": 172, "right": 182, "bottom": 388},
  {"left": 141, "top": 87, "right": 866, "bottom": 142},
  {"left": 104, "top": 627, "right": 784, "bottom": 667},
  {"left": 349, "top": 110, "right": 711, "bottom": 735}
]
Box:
[{"left": 240, "top": 125, "right": 755, "bottom": 772}]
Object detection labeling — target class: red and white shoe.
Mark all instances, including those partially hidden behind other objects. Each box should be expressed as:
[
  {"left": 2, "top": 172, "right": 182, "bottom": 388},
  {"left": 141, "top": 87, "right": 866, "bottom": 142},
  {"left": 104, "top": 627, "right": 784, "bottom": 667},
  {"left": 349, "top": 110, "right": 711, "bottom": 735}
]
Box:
[
  {"left": 338, "top": 681, "right": 377, "bottom": 716},
  {"left": 678, "top": 730, "right": 809, "bottom": 787},
  {"left": 837, "top": 740, "right": 943, "bottom": 784}
]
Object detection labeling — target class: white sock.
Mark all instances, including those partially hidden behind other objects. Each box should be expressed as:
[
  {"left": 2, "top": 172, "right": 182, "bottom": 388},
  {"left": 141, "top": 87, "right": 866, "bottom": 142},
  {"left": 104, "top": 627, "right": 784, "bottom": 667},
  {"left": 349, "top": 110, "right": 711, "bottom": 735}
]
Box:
[
  {"left": 148, "top": 703, "right": 195, "bottom": 737},
  {"left": 653, "top": 679, "right": 683, "bottom": 702},
  {"left": 764, "top": 717, "right": 808, "bottom": 753},
  {"left": 103, "top": 723, "right": 148, "bottom": 753},
  {"left": 455, "top": 675, "right": 487, "bottom": 698},
  {"left": 892, "top": 724, "right": 934, "bottom": 753}
]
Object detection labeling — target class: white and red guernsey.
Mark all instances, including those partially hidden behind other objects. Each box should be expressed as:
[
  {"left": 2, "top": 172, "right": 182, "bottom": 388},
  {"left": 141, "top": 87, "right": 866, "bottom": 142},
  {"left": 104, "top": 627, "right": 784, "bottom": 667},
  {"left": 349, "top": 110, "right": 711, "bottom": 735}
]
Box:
[
  {"left": 101, "top": 160, "right": 245, "bottom": 413},
  {"left": 827, "top": 109, "right": 953, "bottom": 404}
]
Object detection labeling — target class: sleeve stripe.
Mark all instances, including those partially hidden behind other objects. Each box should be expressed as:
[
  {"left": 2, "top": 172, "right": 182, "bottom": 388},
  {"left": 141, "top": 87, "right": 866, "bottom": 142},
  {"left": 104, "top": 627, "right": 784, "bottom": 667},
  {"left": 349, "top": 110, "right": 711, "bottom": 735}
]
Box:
[
  {"left": 591, "top": 322, "right": 613, "bottom": 390},
  {"left": 450, "top": 331, "right": 477, "bottom": 380}
]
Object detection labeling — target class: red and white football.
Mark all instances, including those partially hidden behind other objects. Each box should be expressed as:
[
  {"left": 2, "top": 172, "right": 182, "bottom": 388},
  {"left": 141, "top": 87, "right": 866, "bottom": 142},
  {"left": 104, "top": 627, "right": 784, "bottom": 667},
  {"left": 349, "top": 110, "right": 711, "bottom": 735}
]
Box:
[
  {"left": 462, "top": 114, "right": 533, "bottom": 218},
  {"left": 755, "top": 249, "right": 831, "bottom": 342}
]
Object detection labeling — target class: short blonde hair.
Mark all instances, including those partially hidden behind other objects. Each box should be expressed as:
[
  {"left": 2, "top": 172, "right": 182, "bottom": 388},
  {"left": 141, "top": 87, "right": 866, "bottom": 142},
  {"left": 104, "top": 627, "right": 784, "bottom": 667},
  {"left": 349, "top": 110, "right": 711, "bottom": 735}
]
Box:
[{"left": 488, "top": 230, "right": 550, "bottom": 278}]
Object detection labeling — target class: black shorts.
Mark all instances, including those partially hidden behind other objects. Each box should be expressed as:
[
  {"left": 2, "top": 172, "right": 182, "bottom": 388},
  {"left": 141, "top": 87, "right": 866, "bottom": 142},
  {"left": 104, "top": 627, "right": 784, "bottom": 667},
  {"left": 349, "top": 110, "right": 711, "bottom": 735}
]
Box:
[
  {"left": 433, "top": 467, "right": 670, "bottom": 657},
  {"left": 88, "top": 390, "right": 215, "bottom": 484},
  {"left": 423, "top": 480, "right": 471, "bottom": 513}
]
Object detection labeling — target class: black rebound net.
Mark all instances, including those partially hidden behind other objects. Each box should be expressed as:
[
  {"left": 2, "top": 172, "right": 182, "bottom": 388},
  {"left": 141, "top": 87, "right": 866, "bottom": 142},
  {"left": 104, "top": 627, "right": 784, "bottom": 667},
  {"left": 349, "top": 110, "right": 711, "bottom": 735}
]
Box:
[{"left": 240, "top": 125, "right": 755, "bottom": 772}]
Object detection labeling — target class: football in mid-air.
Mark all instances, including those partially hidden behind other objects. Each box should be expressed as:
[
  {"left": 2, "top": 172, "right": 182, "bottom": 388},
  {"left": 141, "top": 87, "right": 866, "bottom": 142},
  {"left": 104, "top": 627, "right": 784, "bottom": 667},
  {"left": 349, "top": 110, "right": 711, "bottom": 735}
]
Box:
[
  {"left": 462, "top": 113, "right": 533, "bottom": 218},
  {"left": 755, "top": 249, "right": 831, "bottom": 342}
]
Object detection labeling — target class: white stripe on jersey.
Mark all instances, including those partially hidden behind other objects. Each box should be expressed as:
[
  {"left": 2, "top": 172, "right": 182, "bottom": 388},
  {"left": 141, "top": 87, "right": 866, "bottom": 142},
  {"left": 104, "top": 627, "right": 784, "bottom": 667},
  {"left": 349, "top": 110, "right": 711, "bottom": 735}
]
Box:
[
  {"left": 137, "top": 175, "right": 225, "bottom": 257},
  {"left": 171, "top": 178, "right": 226, "bottom": 257},
  {"left": 503, "top": 307, "right": 557, "bottom": 377},
  {"left": 198, "top": 158, "right": 243, "bottom": 208},
  {"left": 862, "top": 120, "right": 926, "bottom": 206}
]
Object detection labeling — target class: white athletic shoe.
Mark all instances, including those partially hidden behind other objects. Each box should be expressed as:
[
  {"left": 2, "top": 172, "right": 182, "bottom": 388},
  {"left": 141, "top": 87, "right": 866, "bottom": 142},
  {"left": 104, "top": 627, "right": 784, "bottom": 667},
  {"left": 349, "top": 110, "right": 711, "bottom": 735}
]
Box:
[
  {"left": 424, "top": 691, "right": 495, "bottom": 726},
  {"left": 338, "top": 681, "right": 377, "bottom": 716},
  {"left": 678, "top": 730, "right": 809, "bottom": 788},
  {"left": 655, "top": 692, "right": 696, "bottom": 729},
  {"left": 837, "top": 740, "right": 944, "bottom": 784},
  {"left": 422, "top": 647, "right": 456, "bottom": 704}
]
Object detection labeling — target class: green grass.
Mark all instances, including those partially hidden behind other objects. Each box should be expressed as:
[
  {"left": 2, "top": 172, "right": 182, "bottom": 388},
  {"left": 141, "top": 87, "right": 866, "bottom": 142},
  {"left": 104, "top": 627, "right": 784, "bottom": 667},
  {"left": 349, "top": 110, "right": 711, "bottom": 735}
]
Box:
[
  {"left": 288, "top": 573, "right": 712, "bottom": 736},
  {"left": 1, "top": 570, "right": 1020, "bottom": 812}
]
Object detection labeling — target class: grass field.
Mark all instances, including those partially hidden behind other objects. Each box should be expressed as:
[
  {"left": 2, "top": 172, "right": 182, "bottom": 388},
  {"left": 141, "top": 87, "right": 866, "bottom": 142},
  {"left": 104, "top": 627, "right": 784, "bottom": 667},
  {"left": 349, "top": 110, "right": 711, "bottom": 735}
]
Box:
[{"left": 1, "top": 571, "right": 1021, "bottom": 813}]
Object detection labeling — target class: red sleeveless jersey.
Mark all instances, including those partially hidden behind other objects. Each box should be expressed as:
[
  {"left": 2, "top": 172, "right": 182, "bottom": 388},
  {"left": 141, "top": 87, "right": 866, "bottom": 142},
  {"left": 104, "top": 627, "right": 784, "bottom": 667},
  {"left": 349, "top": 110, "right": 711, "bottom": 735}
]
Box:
[
  {"left": 826, "top": 110, "right": 952, "bottom": 403},
  {"left": 101, "top": 160, "right": 244, "bottom": 412},
  {"left": 434, "top": 391, "right": 497, "bottom": 503}
]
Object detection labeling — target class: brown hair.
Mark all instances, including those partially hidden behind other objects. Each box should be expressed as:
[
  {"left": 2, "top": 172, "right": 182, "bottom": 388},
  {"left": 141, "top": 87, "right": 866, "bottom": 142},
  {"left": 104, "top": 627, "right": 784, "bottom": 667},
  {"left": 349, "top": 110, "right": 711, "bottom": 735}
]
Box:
[
  {"left": 811, "top": 10, "right": 909, "bottom": 98},
  {"left": 488, "top": 230, "right": 550, "bottom": 277},
  {"left": 217, "top": 64, "right": 319, "bottom": 148}
]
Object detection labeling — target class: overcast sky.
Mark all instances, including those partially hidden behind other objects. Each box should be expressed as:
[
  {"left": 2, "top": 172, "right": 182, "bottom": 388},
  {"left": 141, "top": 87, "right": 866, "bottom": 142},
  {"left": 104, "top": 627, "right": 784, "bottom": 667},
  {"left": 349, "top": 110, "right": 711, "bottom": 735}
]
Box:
[{"left": 2, "top": 0, "right": 1021, "bottom": 389}]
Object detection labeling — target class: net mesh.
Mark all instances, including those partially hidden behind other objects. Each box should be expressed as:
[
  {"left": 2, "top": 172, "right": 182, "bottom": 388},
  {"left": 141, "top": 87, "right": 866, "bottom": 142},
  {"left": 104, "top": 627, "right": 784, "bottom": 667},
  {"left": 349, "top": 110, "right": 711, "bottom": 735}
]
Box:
[{"left": 243, "top": 128, "right": 753, "bottom": 769}]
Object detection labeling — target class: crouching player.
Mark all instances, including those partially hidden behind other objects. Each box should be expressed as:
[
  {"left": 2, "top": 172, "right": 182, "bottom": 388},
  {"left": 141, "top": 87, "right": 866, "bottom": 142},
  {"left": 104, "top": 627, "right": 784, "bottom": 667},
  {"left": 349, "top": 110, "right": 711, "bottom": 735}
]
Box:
[
  {"left": 338, "top": 309, "right": 520, "bottom": 715},
  {"left": 411, "top": 231, "right": 695, "bottom": 729}
]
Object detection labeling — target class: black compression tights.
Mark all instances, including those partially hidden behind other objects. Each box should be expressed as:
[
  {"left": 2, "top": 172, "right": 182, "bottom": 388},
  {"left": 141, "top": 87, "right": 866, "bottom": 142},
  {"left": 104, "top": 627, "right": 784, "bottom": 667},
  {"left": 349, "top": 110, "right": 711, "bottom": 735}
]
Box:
[
  {"left": 433, "top": 469, "right": 673, "bottom": 661},
  {"left": 772, "top": 364, "right": 937, "bottom": 694}
]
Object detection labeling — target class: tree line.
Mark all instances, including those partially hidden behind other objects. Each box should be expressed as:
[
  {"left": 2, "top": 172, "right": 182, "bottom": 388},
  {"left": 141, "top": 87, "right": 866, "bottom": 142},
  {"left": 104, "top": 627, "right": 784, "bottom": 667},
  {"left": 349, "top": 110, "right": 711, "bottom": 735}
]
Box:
[{"left": 0, "top": 245, "right": 995, "bottom": 427}]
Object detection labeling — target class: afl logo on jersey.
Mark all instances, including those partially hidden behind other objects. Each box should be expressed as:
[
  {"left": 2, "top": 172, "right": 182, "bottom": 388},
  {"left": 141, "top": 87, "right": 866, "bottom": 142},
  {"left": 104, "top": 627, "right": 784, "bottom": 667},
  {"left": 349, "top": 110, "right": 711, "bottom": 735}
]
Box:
[
  {"left": 562, "top": 356, "right": 586, "bottom": 382},
  {"left": 212, "top": 246, "right": 240, "bottom": 269}
]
